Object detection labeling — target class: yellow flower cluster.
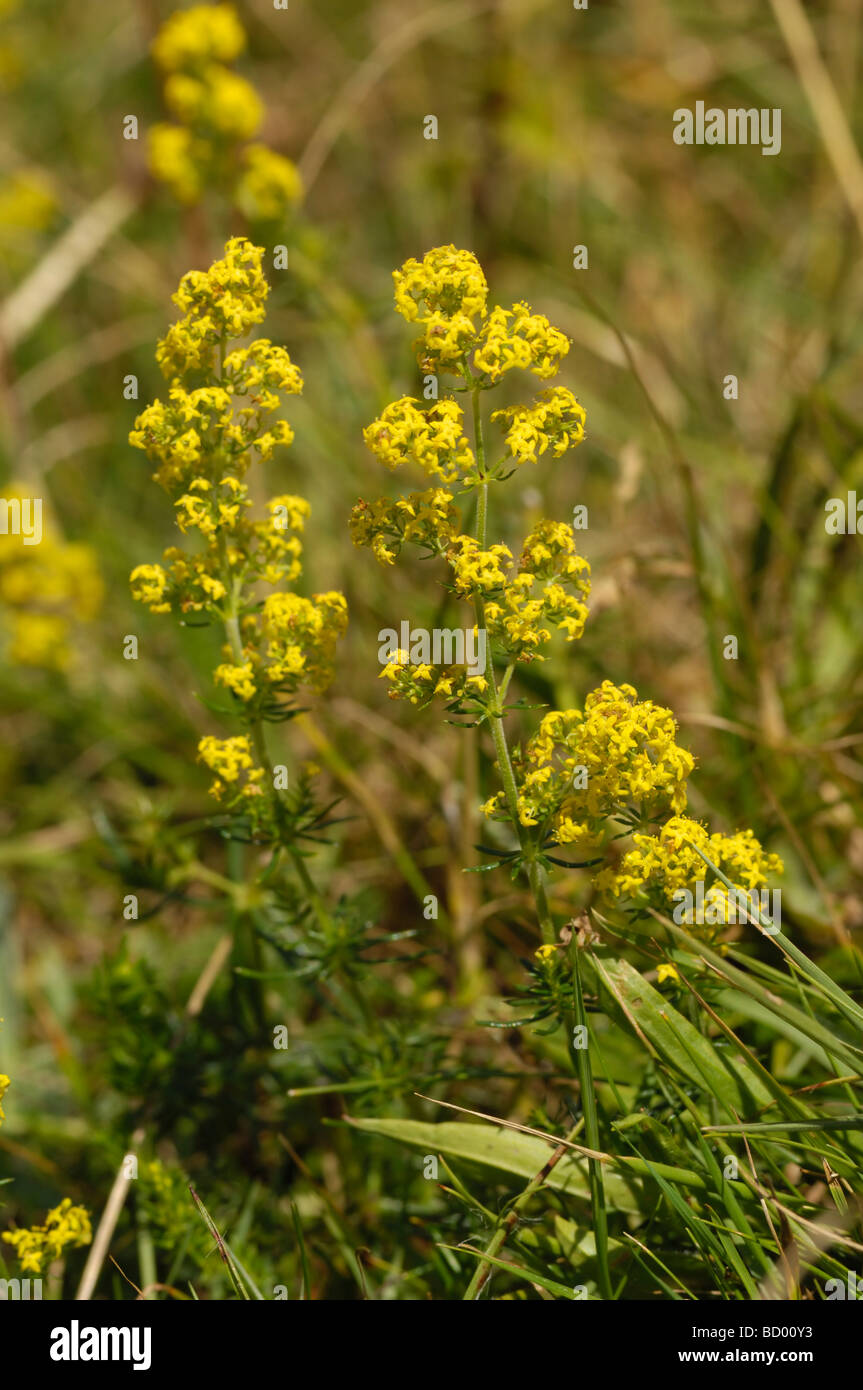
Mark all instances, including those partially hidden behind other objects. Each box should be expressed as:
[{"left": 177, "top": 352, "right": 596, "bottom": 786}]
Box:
[
  {"left": 349, "top": 488, "right": 459, "bottom": 565},
  {"left": 449, "top": 521, "right": 590, "bottom": 662},
  {"left": 148, "top": 3, "right": 302, "bottom": 218},
  {"left": 2, "top": 1198, "right": 92, "bottom": 1274},
  {"left": 379, "top": 649, "right": 489, "bottom": 708},
  {"left": 261, "top": 590, "right": 349, "bottom": 692},
  {"left": 130, "top": 238, "right": 347, "bottom": 716},
  {"left": 0, "top": 169, "right": 57, "bottom": 267},
  {"left": 235, "top": 144, "right": 303, "bottom": 222},
  {"left": 491, "top": 387, "right": 586, "bottom": 466},
  {"left": 507, "top": 520, "right": 590, "bottom": 650},
  {"left": 197, "top": 733, "right": 264, "bottom": 803},
  {"left": 363, "top": 399, "right": 475, "bottom": 483},
  {"left": 392, "top": 246, "right": 571, "bottom": 381},
  {"left": 473, "top": 303, "right": 570, "bottom": 382},
  {"left": 595, "top": 814, "right": 784, "bottom": 921},
  {"left": 394, "top": 245, "right": 489, "bottom": 323},
  {"left": 0, "top": 486, "right": 103, "bottom": 670},
  {"left": 143, "top": 238, "right": 275, "bottom": 386},
  {"left": 448, "top": 536, "right": 513, "bottom": 597},
  {"left": 131, "top": 244, "right": 294, "bottom": 475},
  {"left": 151, "top": 2, "right": 246, "bottom": 69},
  {"left": 483, "top": 682, "right": 694, "bottom": 844},
  {"left": 355, "top": 247, "right": 589, "bottom": 710},
  {"left": 201, "top": 591, "right": 348, "bottom": 711},
  {"left": 0, "top": 1072, "right": 9, "bottom": 1126}
]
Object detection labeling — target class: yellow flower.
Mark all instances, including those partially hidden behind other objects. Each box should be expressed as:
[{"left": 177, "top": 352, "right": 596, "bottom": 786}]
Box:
[
  {"left": 198, "top": 733, "right": 253, "bottom": 781},
  {"left": 362, "top": 398, "right": 474, "bottom": 483},
  {"left": 492, "top": 387, "right": 586, "bottom": 465},
  {"left": 656, "top": 962, "right": 680, "bottom": 985},
  {"left": 152, "top": 4, "right": 246, "bottom": 72},
  {"left": 235, "top": 144, "right": 303, "bottom": 220},
  {"left": 498, "top": 682, "right": 695, "bottom": 845},
  {"left": 448, "top": 536, "right": 513, "bottom": 597},
  {"left": 595, "top": 814, "right": 783, "bottom": 923},
  {"left": 224, "top": 338, "right": 303, "bottom": 397},
  {"left": 0, "top": 1073, "right": 9, "bottom": 1126},
  {"left": 0, "top": 490, "right": 103, "bottom": 669},
  {"left": 197, "top": 733, "right": 261, "bottom": 801},
  {"left": 0, "top": 169, "right": 56, "bottom": 235},
  {"left": 261, "top": 590, "right": 348, "bottom": 694},
  {"left": 535, "top": 944, "right": 557, "bottom": 961},
  {"left": 165, "top": 66, "right": 262, "bottom": 141},
  {"left": 394, "top": 245, "right": 488, "bottom": 323},
  {"left": 214, "top": 662, "right": 256, "bottom": 701},
  {"left": 350, "top": 488, "right": 459, "bottom": 565},
  {"left": 2, "top": 1198, "right": 92, "bottom": 1274},
  {"left": 148, "top": 124, "right": 211, "bottom": 204},
  {"left": 149, "top": 2, "right": 302, "bottom": 233},
  {"left": 130, "top": 563, "right": 172, "bottom": 613},
  {"left": 474, "top": 302, "right": 570, "bottom": 382},
  {"left": 177, "top": 235, "right": 266, "bottom": 334}
]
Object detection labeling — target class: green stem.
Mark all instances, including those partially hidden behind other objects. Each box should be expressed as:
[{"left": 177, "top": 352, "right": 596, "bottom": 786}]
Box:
[
  {"left": 463, "top": 1120, "right": 584, "bottom": 1299},
  {"left": 570, "top": 942, "right": 612, "bottom": 1299},
  {"left": 222, "top": 587, "right": 332, "bottom": 936},
  {"left": 471, "top": 385, "right": 555, "bottom": 945},
  {"left": 137, "top": 1220, "right": 156, "bottom": 1301}
]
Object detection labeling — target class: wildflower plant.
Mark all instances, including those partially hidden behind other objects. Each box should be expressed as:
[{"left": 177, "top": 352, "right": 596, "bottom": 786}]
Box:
[
  {"left": 353, "top": 246, "right": 782, "bottom": 955},
  {"left": 130, "top": 235, "right": 347, "bottom": 912},
  {"left": 353, "top": 247, "right": 812, "bottom": 1298}
]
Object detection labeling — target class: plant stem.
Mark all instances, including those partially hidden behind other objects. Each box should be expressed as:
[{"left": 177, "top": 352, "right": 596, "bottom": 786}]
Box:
[
  {"left": 221, "top": 603, "right": 332, "bottom": 937},
  {"left": 463, "top": 1121, "right": 583, "bottom": 1299},
  {"left": 471, "top": 383, "right": 556, "bottom": 945},
  {"left": 137, "top": 1221, "right": 156, "bottom": 1301},
  {"left": 570, "top": 940, "right": 612, "bottom": 1299}
]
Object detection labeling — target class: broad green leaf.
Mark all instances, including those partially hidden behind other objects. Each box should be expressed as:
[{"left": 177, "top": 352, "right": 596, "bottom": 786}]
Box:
[
  {"left": 589, "top": 952, "right": 775, "bottom": 1114},
  {"left": 343, "top": 1116, "right": 746, "bottom": 1210}
]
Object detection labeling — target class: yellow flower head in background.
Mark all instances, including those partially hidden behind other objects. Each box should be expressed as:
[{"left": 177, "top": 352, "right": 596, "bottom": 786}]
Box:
[
  {"left": 148, "top": 3, "right": 302, "bottom": 219},
  {"left": 151, "top": 3, "right": 246, "bottom": 72},
  {"left": 0, "top": 169, "right": 57, "bottom": 266},
  {"left": 235, "top": 144, "right": 303, "bottom": 221},
  {"left": 164, "top": 65, "right": 262, "bottom": 141},
  {"left": 0, "top": 483, "right": 103, "bottom": 670}
]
